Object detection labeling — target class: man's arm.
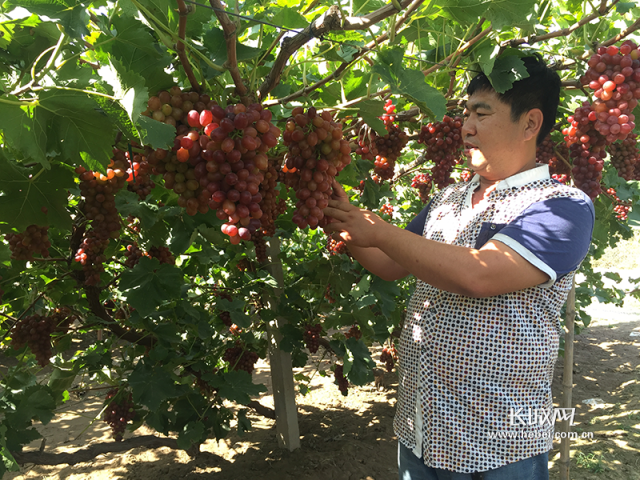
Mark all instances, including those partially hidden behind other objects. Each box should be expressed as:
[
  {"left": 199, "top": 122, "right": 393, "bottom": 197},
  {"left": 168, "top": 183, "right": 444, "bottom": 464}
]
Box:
[{"left": 324, "top": 196, "right": 548, "bottom": 297}]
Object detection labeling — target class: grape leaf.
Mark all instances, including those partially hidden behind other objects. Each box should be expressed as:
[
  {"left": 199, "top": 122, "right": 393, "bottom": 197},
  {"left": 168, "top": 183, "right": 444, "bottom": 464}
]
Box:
[
  {"left": 488, "top": 55, "right": 530, "bottom": 94},
  {"left": 0, "top": 152, "right": 74, "bottom": 233},
  {"left": 96, "top": 16, "right": 173, "bottom": 94},
  {"left": 440, "top": 0, "right": 536, "bottom": 29},
  {"left": 373, "top": 48, "right": 447, "bottom": 120},
  {"left": 202, "top": 28, "right": 264, "bottom": 66},
  {"left": 129, "top": 361, "right": 180, "bottom": 411},
  {"left": 177, "top": 421, "right": 205, "bottom": 450},
  {"left": 0, "top": 99, "right": 49, "bottom": 168},
  {"left": 343, "top": 337, "right": 374, "bottom": 385},
  {"left": 209, "top": 371, "right": 267, "bottom": 405},
  {"left": 355, "top": 100, "right": 388, "bottom": 136},
  {"left": 137, "top": 116, "right": 176, "bottom": 150},
  {"left": 6, "top": 385, "right": 56, "bottom": 428},
  {"left": 37, "top": 90, "right": 115, "bottom": 170},
  {"left": 118, "top": 257, "right": 186, "bottom": 316},
  {"left": 98, "top": 58, "right": 149, "bottom": 123},
  {"left": 271, "top": 9, "right": 309, "bottom": 29},
  {"left": 5, "top": 0, "right": 89, "bottom": 38}
]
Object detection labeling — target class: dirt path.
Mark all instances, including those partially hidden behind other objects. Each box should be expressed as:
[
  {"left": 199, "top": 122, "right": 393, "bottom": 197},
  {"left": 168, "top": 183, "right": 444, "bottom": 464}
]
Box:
[{"left": 5, "top": 315, "right": 640, "bottom": 480}]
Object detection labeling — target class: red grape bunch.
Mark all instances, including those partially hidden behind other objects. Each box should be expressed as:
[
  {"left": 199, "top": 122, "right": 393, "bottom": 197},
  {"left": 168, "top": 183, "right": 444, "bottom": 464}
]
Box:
[
  {"left": 417, "top": 115, "right": 464, "bottom": 189},
  {"left": 579, "top": 41, "right": 639, "bottom": 143},
  {"left": 607, "top": 133, "right": 639, "bottom": 180},
  {"left": 5, "top": 225, "right": 51, "bottom": 261},
  {"left": 147, "top": 90, "right": 280, "bottom": 243},
  {"left": 223, "top": 343, "right": 260, "bottom": 374},
  {"left": 124, "top": 150, "right": 155, "bottom": 200},
  {"left": 379, "top": 203, "right": 394, "bottom": 217},
  {"left": 252, "top": 230, "right": 268, "bottom": 263},
  {"left": 460, "top": 169, "right": 474, "bottom": 182},
  {"left": 303, "top": 323, "right": 322, "bottom": 353},
  {"left": 326, "top": 233, "right": 349, "bottom": 256},
  {"left": 345, "top": 325, "right": 362, "bottom": 340},
  {"left": 148, "top": 246, "right": 176, "bottom": 265},
  {"left": 143, "top": 87, "right": 211, "bottom": 128},
  {"left": 606, "top": 187, "right": 631, "bottom": 221},
  {"left": 9, "top": 311, "right": 72, "bottom": 367},
  {"left": 324, "top": 284, "right": 336, "bottom": 304},
  {"left": 75, "top": 155, "right": 127, "bottom": 285},
  {"left": 380, "top": 345, "right": 398, "bottom": 372},
  {"left": 102, "top": 388, "right": 136, "bottom": 442},
  {"left": 282, "top": 107, "right": 351, "bottom": 230},
  {"left": 355, "top": 127, "right": 378, "bottom": 162},
  {"left": 411, "top": 173, "right": 433, "bottom": 203},
  {"left": 334, "top": 363, "right": 349, "bottom": 396},
  {"left": 381, "top": 99, "right": 397, "bottom": 128},
  {"left": 372, "top": 124, "right": 408, "bottom": 182},
  {"left": 123, "top": 243, "right": 149, "bottom": 268},
  {"left": 536, "top": 135, "right": 572, "bottom": 185}
]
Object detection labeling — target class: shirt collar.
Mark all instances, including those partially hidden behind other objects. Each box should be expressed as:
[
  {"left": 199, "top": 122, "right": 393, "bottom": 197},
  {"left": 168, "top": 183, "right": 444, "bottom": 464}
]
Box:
[{"left": 469, "top": 164, "right": 550, "bottom": 190}]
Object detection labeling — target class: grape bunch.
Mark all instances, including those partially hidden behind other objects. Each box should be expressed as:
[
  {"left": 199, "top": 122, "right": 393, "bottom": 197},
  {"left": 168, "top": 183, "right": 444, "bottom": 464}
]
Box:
[
  {"left": 345, "top": 325, "right": 362, "bottom": 340},
  {"left": 9, "top": 312, "right": 71, "bottom": 367},
  {"left": 379, "top": 203, "right": 394, "bottom": 217},
  {"left": 75, "top": 156, "right": 127, "bottom": 285},
  {"left": 282, "top": 107, "right": 351, "bottom": 230},
  {"left": 380, "top": 345, "right": 398, "bottom": 372},
  {"left": 355, "top": 129, "right": 378, "bottom": 162},
  {"left": 124, "top": 150, "right": 155, "bottom": 200},
  {"left": 536, "top": 135, "right": 572, "bottom": 176},
  {"left": 123, "top": 243, "right": 148, "bottom": 268},
  {"left": 372, "top": 124, "right": 408, "bottom": 181},
  {"left": 411, "top": 173, "right": 433, "bottom": 203},
  {"left": 223, "top": 343, "right": 260, "bottom": 374},
  {"left": 102, "top": 388, "right": 136, "bottom": 442},
  {"left": 606, "top": 187, "right": 631, "bottom": 221},
  {"left": 303, "top": 323, "right": 322, "bottom": 353},
  {"left": 460, "top": 169, "right": 474, "bottom": 182},
  {"left": 417, "top": 115, "right": 464, "bottom": 189},
  {"left": 324, "top": 284, "right": 336, "bottom": 304},
  {"left": 334, "top": 363, "right": 349, "bottom": 396},
  {"left": 563, "top": 103, "right": 607, "bottom": 198},
  {"left": 607, "top": 134, "right": 639, "bottom": 180},
  {"left": 148, "top": 246, "right": 176, "bottom": 265},
  {"left": 5, "top": 225, "right": 51, "bottom": 261},
  {"left": 143, "top": 87, "right": 212, "bottom": 128},
  {"left": 579, "top": 41, "right": 639, "bottom": 143},
  {"left": 252, "top": 230, "right": 268, "bottom": 263},
  {"left": 326, "top": 234, "right": 349, "bottom": 256},
  {"left": 380, "top": 99, "right": 397, "bottom": 128}
]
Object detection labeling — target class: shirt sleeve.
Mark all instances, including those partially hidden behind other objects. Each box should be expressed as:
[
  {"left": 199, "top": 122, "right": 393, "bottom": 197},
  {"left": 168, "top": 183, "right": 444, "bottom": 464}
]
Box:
[
  {"left": 405, "top": 201, "right": 432, "bottom": 236},
  {"left": 490, "top": 196, "right": 595, "bottom": 288}
]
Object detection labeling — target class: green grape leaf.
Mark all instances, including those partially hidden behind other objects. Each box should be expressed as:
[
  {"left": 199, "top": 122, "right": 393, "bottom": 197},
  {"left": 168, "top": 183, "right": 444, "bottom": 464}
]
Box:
[
  {"left": 210, "top": 371, "right": 267, "bottom": 405},
  {"left": 47, "top": 365, "right": 77, "bottom": 405},
  {"left": 202, "top": 27, "right": 264, "bottom": 66},
  {"left": 0, "top": 100, "right": 49, "bottom": 168},
  {"left": 6, "top": 385, "right": 56, "bottom": 428},
  {"left": 373, "top": 48, "right": 447, "bottom": 120},
  {"left": 115, "top": 190, "right": 160, "bottom": 229},
  {"left": 271, "top": 9, "right": 309, "bottom": 29},
  {"left": 0, "top": 153, "right": 74, "bottom": 233},
  {"left": 137, "top": 116, "right": 176, "bottom": 150},
  {"left": 118, "top": 257, "right": 186, "bottom": 316},
  {"left": 177, "top": 421, "right": 206, "bottom": 450},
  {"left": 98, "top": 58, "right": 149, "bottom": 123},
  {"left": 343, "top": 337, "right": 375, "bottom": 386},
  {"left": 440, "top": 0, "right": 536, "bottom": 29},
  {"left": 129, "top": 361, "right": 180, "bottom": 411},
  {"left": 96, "top": 16, "right": 174, "bottom": 94},
  {"left": 5, "top": 0, "right": 89, "bottom": 38},
  {"left": 37, "top": 90, "right": 114, "bottom": 170},
  {"left": 487, "top": 54, "right": 530, "bottom": 94},
  {"left": 355, "top": 100, "right": 388, "bottom": 136}
]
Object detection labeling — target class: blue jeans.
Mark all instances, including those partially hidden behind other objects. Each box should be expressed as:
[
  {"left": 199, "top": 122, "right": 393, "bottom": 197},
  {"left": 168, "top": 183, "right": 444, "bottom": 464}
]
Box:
[{"left": 398, "top": 442, "right": 549, "bottom": 480}]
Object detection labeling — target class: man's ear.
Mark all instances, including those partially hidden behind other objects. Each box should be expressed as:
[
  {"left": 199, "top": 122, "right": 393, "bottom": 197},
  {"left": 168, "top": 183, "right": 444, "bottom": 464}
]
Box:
[{"left": 523, "top": 108, "right": 544, "bottom": 142}]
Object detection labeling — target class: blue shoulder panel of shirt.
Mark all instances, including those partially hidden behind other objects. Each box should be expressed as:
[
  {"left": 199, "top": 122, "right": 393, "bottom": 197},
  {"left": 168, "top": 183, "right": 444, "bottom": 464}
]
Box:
[{"left": 404, "top": 196, "right": 595, "bottom": 277}]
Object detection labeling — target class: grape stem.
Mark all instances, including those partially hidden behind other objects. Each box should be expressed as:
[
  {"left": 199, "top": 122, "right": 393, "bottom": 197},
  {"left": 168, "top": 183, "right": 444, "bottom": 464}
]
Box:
[
  {"left": 176, "top": 0, "right": 201, "bottom": 93},
  {"left": 423, "top": 25, "right": 492, "bottom": 76}
]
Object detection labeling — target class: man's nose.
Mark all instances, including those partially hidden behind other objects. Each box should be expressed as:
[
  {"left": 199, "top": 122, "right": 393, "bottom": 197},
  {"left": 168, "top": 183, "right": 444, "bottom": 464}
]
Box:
[{"left": 461, "top": 117, "right": 474, "bottom": 138}]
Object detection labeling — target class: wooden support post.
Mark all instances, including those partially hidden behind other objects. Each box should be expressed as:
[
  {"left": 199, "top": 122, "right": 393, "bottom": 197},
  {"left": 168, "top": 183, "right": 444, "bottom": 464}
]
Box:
[
  {"left": 263, "top": 237, "right": 300, "bottom": 451},
  {"left": 559, "top": 278, "right": 576, "bottom": 480}
]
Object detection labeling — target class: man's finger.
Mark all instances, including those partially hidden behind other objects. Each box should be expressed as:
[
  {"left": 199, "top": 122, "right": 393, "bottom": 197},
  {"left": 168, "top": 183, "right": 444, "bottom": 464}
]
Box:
[{"left": 323, "top": 207, "right": 347, "bottom": 220}]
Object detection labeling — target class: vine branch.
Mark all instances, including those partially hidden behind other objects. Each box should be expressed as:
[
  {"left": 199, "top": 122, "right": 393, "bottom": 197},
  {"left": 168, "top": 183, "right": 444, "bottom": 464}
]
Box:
[
  {"left": 423, "top": 26, "right": 492, "bottom": 76},
  {"left": 209, "top": 0, "right": 248, "bottom": 99},
  {"left": 259, "top": 0, "right": 416, "bottom": 99},
  {"left": 176, "top": 0, "right": 201, "bottom": 92}
]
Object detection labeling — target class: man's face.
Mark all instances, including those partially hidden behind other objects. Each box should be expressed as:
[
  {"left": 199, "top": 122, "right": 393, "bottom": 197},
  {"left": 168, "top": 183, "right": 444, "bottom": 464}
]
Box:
[{"left": 461, "top": 89, "right": 527, "bottom": 180}]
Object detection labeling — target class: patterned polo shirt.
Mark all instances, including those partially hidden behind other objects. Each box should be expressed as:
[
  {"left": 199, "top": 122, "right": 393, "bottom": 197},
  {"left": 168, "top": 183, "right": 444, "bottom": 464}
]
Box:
[{"left": 395, "top": 165, "right": 594, "bottom": 473}]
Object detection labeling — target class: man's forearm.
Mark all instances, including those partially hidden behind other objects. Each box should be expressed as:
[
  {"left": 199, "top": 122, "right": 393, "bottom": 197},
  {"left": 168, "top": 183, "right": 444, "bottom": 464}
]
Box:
[{"left": 346, "top": 244, "right": 409, "bottom": 281}]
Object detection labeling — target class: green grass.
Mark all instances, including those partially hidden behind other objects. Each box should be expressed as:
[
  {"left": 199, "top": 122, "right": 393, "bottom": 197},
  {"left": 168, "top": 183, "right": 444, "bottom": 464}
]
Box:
[{"left": 575, "top": 451, "right": 605, "bottom": 473}]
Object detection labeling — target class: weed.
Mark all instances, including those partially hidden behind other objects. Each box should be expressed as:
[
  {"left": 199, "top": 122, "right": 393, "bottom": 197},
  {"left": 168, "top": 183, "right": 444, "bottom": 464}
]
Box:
[{"left": 575, "top": 451, "right": 605, "bottom": 473}]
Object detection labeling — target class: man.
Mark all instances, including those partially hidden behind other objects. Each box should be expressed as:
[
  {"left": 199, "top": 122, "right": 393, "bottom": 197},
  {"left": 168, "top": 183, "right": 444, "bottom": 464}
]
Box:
[{"left": 324, "top": 55, "right": 594, "bottom": 480}]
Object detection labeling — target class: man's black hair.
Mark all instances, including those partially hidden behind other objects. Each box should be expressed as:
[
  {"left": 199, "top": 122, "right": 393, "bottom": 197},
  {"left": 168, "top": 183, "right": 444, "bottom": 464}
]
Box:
[{"left": 466, "top": 54, "right": 561, "bottom": 146}]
